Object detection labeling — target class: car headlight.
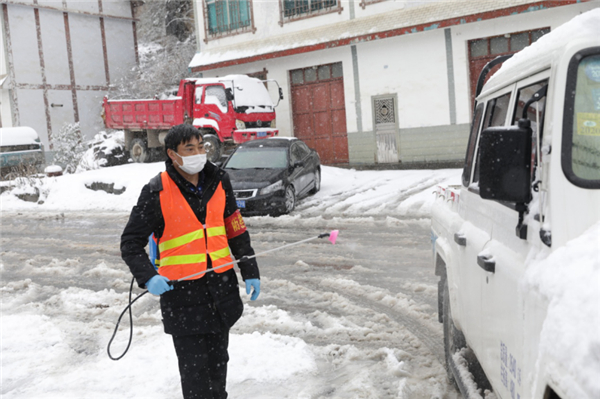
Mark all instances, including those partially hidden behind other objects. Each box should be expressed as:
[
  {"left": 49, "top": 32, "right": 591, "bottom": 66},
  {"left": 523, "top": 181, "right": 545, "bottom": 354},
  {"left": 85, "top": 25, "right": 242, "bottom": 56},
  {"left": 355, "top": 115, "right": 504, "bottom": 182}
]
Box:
[
  {"left": 235, "top": 119, "right": 246, "bottom": 130},
  {"left": 270, "top": 119, "right": 276, "bottom": 128},
  {"left": 260, "top": 180, "right": 283, "bottom": 195}
]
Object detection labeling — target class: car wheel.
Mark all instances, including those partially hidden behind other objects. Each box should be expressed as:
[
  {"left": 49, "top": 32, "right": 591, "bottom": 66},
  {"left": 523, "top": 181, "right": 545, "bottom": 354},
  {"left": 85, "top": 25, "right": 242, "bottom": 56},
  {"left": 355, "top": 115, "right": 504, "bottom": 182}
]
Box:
[
  {"left": 203, "top": 135, "right": 222, "bottom": 163},
  {"left": 130, "top": 138, "right": 149, "bottom": 163},
  {"left": 309, "top": 169, "right": 321, "bottom": 195},
  {"left": 283, "top": 185, "right": 296, "bottom": 214},
  {"left": 443, "top": 275, "right": 466, "bottom": 387}
]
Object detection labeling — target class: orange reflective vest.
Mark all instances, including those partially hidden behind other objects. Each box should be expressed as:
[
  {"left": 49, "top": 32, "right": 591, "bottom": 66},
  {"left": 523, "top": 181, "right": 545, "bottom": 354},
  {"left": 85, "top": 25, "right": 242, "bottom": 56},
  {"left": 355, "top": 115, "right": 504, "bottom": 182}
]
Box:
[{"left": 155, "top": 171, "right": 234, "bottom": 281}]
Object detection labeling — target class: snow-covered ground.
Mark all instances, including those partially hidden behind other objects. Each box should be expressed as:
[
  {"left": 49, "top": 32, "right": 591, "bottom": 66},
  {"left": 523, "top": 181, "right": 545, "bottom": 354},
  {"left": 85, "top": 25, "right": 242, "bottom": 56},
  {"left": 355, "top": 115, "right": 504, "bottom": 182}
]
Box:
[
  {"left": 0, "top": 162, "right": 459, "bottom": 216},
  {"left": 1, "top": 163, "right": 461, "bottom": 399}
]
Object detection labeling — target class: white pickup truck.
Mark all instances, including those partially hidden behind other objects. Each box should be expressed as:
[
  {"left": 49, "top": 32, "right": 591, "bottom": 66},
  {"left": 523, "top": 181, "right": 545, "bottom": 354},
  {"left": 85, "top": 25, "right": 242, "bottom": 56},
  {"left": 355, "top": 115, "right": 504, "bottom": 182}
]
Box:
[{"left": 431, "top": 9, "right": 600, "bottom": 399}]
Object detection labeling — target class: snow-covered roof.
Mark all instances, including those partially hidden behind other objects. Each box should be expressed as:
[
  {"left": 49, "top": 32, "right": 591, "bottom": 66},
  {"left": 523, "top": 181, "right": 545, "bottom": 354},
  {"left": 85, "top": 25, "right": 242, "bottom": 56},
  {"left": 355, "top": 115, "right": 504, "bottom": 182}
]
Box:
[
  {"left": 482, "top": 8, "right": 600, "bottom": 95},
  {"left": 0, "top": 127, "right": 41, "bottom": 146},
  {"left": 189, "top": 0, "right": 555, "bottom": 71}
]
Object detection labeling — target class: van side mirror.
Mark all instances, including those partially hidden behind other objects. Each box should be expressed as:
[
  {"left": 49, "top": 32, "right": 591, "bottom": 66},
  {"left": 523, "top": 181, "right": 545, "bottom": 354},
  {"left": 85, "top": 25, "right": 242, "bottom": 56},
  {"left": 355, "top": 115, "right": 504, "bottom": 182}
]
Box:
[
  {"left": 279, "top": 87, "right": 284, "bottom": 100},
  {"left": 478, "top": 120, "right": 532, "bottom": 203},
  {"left": 225, "top": 88, "right": 234, "bottom": 102}
]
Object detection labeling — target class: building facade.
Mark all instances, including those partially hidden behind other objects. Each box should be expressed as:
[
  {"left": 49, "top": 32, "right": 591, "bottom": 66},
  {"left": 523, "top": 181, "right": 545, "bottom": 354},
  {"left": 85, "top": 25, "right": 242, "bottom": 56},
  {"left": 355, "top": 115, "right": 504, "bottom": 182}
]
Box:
[
  {"left": 189, "top": 0, "right": 599, "bottom": 166},
  {"left": 0, "top": 0, "right": 139, "bottom": 151}
]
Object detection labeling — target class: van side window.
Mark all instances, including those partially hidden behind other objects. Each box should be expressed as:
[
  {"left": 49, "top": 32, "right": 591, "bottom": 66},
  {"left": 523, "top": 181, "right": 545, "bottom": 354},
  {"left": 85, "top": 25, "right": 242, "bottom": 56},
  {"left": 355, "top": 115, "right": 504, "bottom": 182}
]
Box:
[
  {"left": 462, "top": 102, "right": 485, "bottom": 187},
  {"left": 513, "top": 80, "right": 548, "bottom": 182},
  {"left": 473, "top": 92, "right": 512, "bottom": 184}
]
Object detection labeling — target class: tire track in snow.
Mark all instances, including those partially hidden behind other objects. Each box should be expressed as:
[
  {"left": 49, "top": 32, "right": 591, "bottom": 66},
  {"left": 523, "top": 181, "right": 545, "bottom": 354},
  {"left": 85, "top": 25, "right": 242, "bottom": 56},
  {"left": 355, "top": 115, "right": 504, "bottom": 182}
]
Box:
[{"left": 240, "top": 275, "right": 449, "bottom": 398}]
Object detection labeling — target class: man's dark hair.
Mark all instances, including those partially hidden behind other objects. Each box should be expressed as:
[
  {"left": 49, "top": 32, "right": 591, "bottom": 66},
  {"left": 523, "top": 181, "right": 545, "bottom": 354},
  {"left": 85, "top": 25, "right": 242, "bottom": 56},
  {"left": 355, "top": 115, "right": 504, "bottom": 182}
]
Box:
[{"left": 164, "top": 124, "right": 203, "bottom": 156}]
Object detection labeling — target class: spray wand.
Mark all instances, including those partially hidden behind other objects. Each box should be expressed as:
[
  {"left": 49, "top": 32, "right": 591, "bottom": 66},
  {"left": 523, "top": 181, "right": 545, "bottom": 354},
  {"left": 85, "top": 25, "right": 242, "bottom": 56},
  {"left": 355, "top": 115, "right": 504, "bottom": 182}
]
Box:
[{"left": 107, "top": 230, "right": 339, "bottom": 360}]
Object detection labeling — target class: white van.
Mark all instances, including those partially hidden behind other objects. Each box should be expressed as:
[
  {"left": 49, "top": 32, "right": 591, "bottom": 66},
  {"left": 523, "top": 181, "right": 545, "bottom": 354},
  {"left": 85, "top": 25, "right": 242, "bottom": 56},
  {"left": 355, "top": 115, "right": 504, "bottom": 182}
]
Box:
[
  {"left": 431, "top": 9, "right": 599, "bottom": 399},
  {"left": 0, "top": 126, "right": 45, "bottom": 179}
]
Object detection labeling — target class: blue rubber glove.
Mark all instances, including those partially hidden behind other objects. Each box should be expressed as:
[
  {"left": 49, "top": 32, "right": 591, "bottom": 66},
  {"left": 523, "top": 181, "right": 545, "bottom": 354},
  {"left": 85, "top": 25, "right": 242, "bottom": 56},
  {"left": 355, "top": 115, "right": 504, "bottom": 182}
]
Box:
[
  {"left": 145, "top": 275, "right": 173, "bottom": 296},
  {"left": 245, "top": 278, "right": 260, "bottom": 301}
]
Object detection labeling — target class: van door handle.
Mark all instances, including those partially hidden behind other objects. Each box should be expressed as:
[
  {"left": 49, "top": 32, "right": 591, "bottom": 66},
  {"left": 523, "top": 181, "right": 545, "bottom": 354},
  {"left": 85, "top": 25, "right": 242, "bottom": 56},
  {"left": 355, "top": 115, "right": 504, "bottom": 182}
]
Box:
[
  {"left": 477, "top": 254, "right": 495, "bottom": 273},
  {"left": 454, "top": 233, "right": 467, "bottom": 246}
]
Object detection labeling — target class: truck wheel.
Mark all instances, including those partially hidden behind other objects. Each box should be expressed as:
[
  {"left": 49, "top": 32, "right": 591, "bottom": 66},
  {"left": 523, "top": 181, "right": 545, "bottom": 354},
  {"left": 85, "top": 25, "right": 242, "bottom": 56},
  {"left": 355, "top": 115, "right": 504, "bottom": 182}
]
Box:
[
  {"left": 443, "top": 276, "right": 466, "bottom": 387},
  {"left": 130, "top": 138, "right": 149, "bottom": 163},
  {"left": 203, "top": 135, "right": 222, "bottom": 163}
]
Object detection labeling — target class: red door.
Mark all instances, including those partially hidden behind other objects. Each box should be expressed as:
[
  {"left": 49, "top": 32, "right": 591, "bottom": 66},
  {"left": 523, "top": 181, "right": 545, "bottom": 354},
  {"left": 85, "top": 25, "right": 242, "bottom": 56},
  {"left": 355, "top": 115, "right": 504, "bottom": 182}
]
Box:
[{"left": 291, "top": 63, "right": 349, "bottom": 164}]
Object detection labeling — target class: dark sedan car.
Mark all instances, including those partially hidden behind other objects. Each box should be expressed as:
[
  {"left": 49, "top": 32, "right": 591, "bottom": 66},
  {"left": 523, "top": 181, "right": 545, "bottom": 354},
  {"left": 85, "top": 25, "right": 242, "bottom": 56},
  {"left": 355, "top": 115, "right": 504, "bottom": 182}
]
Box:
[{"left": 222, "top": 137, "right": 321, "bottom": 215}]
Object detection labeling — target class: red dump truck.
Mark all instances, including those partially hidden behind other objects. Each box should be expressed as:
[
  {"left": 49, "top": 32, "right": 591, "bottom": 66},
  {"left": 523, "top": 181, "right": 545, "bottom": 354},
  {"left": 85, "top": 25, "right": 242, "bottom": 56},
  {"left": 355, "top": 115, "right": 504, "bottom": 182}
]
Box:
[{"left": 102, "top": 75, "right": 282, "bottom": 162}]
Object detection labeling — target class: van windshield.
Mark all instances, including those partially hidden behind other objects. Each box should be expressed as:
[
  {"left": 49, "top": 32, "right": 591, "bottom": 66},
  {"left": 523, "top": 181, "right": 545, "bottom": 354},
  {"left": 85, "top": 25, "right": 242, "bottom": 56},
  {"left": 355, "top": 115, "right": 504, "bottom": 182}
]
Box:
[{"left": 564, "top": 52, "right": 600, "bottom": 187}]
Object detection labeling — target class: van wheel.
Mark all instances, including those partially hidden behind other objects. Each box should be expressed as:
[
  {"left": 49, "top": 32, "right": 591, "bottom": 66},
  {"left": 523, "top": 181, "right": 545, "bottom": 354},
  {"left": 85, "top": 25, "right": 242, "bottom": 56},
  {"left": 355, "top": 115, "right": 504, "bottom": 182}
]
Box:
[
  {"left": 203, "top": 135, "right": 222, "bottom": 163},
  {"left": 443, "top": 276, "right": 466, "bottom": 387},
  {"left": 130, "top": 138, "right": 149, "bottom": 163}
]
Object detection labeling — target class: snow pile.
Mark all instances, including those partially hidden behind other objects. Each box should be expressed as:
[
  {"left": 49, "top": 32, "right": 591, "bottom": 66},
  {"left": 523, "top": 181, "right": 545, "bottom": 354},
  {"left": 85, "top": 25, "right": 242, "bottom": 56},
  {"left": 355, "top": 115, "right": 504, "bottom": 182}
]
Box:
[
  {"left": 0, "top": 162, "right": 461, "bottom": 218},
  {"left": 524, "top": 221, "right": 600, "bottom": 399}
]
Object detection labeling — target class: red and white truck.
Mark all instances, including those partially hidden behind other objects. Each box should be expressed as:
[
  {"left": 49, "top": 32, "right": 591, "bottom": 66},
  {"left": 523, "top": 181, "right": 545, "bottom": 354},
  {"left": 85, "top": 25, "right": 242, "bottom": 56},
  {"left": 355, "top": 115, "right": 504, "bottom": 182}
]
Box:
[{"left": 102, "top": 75, "right": 282, "bottom": 162}]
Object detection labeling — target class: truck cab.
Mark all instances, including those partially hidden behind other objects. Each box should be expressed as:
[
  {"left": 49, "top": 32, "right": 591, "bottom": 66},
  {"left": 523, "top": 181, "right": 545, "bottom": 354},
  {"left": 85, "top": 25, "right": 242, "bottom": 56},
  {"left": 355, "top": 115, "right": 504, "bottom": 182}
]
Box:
[
  {"left": 431, "top": 10, "right": 599, "bottom": 399},
  {"left": 190, "top": 75, "right": 280, "bottom": 160}
]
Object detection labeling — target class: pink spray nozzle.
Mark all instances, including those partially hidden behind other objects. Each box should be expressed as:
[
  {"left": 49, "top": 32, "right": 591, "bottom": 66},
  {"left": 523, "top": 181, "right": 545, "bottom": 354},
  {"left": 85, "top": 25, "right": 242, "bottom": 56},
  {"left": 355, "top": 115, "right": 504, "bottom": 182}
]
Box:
[{"left": 328, "top": 230, "right": 339, "bottom": 245}]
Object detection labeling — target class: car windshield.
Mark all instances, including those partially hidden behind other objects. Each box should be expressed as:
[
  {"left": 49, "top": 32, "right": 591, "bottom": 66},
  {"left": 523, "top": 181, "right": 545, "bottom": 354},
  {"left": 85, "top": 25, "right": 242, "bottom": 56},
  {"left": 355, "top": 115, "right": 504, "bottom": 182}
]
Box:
[{"left": 225, "top": 147, "right": 288, "bottom": 169}]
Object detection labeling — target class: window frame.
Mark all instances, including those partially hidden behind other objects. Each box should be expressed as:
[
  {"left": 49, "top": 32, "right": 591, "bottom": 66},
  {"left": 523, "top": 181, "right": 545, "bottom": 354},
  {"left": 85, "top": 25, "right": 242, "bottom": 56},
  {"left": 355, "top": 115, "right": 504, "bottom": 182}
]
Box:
[
  {"left": 203, "top": 0, "right": 256, "bottom": 43},
  {"left": 470, "top": 88, "right": 514, "bottom": 191},
  {"left": 278, "top": 0, "right": 343, "bottom": 26},
  {"left": 462, "top": 102, "right": 485, "bottom": 187},
  {"left": 561, "top": 47, "right": 600, "bottom": 189}
]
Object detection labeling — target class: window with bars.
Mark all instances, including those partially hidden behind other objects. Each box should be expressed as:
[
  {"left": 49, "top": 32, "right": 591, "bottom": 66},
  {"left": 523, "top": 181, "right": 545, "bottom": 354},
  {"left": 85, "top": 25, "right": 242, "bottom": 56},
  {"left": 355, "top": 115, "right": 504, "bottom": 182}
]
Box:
[
  {"left": 469, "top": 28, "right": 550, "bottom": 60},
  {"left": 281, "top": 0, "right": 341, "bottom": 23},
  {"left": 290, "top": 62, "right": 343, "bottom": 85},
  {"left": 204, "top": 0, "right": 253, "bottom": 41}
]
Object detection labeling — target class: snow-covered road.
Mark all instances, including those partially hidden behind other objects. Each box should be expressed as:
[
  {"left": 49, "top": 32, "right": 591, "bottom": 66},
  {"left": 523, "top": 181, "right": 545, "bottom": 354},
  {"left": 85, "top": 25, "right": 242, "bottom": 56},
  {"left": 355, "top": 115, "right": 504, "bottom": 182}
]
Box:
[
  {"left": 1, "top": 211, "right": 458, "bottom": 399},
  {"left": 1, "top": 164, "right": 462, "bottom": 398}
]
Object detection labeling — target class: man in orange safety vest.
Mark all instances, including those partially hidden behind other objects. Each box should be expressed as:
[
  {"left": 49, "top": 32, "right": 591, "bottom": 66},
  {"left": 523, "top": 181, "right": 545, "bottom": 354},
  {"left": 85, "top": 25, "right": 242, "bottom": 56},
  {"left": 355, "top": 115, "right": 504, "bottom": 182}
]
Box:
[{"left": 121, "top": 124, "right": 260, "bottom": 399}]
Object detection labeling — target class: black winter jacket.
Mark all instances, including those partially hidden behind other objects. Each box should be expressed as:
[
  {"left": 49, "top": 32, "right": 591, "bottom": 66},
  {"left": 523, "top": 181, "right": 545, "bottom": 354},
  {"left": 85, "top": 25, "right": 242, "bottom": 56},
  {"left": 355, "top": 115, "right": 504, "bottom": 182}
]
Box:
[{"left": 120, "top": 160, "right": 259, "bottom": 335}]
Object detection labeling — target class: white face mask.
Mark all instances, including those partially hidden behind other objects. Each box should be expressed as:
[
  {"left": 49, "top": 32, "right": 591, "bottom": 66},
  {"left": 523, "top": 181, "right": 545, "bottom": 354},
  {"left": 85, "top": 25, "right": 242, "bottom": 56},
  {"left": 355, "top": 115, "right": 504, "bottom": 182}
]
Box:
[{"left": 175, "top": 153, "right": 207, "bottom": 175}]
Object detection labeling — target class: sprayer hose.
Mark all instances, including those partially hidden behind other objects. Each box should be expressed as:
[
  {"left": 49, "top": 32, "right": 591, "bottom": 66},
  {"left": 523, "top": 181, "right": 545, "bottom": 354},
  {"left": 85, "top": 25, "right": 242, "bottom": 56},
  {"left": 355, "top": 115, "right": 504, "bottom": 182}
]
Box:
[{"left": 107, "top": 277, "right": 149, "bottom": 361}]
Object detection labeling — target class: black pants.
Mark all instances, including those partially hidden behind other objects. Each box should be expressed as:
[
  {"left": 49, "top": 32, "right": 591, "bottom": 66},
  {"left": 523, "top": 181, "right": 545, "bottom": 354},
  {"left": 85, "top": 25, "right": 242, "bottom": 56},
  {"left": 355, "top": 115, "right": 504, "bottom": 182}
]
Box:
[{"left": 172, "top": 331, "right": 229, "bottom": 399}]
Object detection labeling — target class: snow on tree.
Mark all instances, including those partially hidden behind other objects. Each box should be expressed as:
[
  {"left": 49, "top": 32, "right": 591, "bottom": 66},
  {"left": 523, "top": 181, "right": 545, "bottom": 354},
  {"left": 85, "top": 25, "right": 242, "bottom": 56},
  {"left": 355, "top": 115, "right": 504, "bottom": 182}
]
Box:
[
  {"left": 109, "top": 0, "right": 199, "bottom": 100},
  {"left": 52, "top": 122, "right": 87, "bottom": 174}
]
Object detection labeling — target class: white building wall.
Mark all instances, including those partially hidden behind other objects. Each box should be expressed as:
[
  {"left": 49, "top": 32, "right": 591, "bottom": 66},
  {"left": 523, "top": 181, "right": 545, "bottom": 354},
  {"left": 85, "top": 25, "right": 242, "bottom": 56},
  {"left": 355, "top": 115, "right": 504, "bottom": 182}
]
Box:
[
  {"left": 356, "top": 28, "right": 449, "bottom": 131},
  {"left": 0, "top": 0, "right": 138, "bottom": 150},
  {"left": 39, "top": 10, "right": 71, "bottom": 85}
]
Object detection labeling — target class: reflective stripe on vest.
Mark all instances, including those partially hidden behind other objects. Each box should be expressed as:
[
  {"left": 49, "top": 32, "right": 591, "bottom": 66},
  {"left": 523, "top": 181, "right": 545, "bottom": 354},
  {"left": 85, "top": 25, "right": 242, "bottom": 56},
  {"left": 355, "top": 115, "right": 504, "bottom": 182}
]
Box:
[{"left": 156, "top": 172, "right": 233, "bottom": 280}]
